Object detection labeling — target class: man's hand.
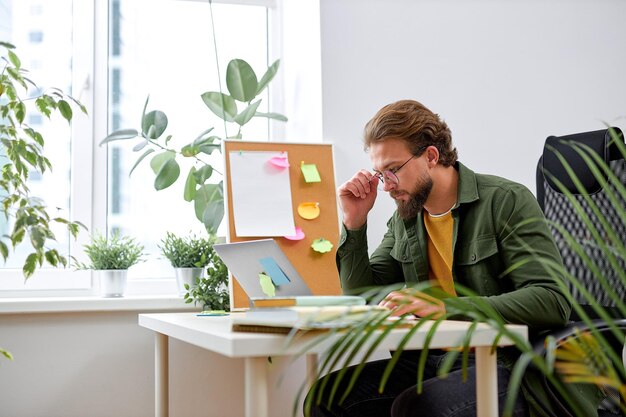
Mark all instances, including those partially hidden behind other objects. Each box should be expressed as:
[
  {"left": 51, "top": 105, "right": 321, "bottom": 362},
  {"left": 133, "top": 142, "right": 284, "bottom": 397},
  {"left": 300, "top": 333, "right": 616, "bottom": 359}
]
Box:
[
  {"left": 337, "top": 169, "right": 379, "bottom": 229},
  {"left": 379, "top": 289, "right": 446, "bottom": 319}
]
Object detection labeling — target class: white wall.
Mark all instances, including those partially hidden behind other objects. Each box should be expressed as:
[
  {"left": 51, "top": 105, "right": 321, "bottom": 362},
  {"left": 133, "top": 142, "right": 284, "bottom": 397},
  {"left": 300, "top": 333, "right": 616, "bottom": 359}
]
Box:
[
  {"left": 0, "top": 311, "right": 307, "bottom": 417},
  {"left": 321, "top": 0, "right": 626, "bottom": 248}
]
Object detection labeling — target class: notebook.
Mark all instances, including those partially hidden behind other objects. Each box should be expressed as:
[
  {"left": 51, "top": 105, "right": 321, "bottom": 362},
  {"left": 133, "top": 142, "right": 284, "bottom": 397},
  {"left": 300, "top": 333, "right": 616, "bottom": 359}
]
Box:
[{"left": 213, "top": 239, "right": 313, "bottom": 301}]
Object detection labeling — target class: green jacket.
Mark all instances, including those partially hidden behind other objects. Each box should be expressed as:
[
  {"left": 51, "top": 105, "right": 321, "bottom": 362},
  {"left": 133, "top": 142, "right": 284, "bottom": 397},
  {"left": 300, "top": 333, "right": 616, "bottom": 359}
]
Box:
[{"left": 336, "top": 162, "right": 600, "bottom": 417}]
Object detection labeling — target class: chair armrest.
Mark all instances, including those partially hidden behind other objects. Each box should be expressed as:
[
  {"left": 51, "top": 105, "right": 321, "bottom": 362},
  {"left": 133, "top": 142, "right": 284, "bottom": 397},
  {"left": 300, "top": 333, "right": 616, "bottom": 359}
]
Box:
[{"left": 533, "top": 319, "right": 626, "bottom": 356}]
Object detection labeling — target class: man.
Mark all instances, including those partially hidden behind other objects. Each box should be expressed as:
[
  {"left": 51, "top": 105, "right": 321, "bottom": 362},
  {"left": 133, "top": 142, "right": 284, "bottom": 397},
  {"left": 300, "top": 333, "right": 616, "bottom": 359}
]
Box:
[{"left": 308, "top": 100, "right": 576, "bottom": 417}]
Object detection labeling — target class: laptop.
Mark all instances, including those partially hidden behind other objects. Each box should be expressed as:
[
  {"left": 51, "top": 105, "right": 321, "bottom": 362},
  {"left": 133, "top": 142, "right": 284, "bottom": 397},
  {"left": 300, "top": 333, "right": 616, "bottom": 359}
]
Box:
[{"left": 213, "top": 239, "right": 312, "bottom": 300}]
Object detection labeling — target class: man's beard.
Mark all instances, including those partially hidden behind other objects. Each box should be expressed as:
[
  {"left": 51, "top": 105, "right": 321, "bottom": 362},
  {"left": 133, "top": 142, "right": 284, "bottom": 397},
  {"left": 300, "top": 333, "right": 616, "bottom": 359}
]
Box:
[{"left": 391, "top": 174, "right": 433, "bottom": 219}]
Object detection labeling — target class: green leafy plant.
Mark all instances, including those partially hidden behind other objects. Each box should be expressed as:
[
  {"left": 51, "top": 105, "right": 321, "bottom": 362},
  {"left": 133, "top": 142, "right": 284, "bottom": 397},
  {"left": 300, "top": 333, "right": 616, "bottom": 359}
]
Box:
[
  {"left": 99, "top": 58, "right": 287, "bottom": 234},
  {"left": 73, "top": 232, "right": 145, "bottom": 270},
  {"left": 159, "top": 231, "right": 215, "bottom": 268},
  {"left": 291, "top": 129, "right": 626, "bottom": 417},
  {"left": 0, "top": 41, "right": 87, "bottom": 277},
  {"left": 184, "top": 244, "right": 229, "bottom": 311}
]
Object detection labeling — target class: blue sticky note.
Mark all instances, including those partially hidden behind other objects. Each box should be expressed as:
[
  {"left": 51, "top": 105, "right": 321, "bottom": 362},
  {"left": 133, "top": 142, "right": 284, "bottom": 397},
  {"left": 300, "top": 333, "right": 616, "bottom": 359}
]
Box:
[{"left": 259, "top": 257, "right": 291, "bottom": 286}]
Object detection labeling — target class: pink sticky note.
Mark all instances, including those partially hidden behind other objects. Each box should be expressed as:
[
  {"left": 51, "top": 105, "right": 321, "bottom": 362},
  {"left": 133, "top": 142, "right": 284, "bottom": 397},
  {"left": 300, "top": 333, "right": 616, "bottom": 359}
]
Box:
[
  {"left": 284, "top": 226, "right": 305, "bottom": 241},
  {"left": 269, "top": 155, "right": 290, "bottom": 168}
]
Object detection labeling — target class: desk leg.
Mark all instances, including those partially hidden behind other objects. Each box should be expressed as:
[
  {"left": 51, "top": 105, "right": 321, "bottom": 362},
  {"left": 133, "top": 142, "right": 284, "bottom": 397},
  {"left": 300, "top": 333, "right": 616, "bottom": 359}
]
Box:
[
  {"left": 245, "top": 357, "right": 268, "bottom": 417},
  {"left": 475, "top": 346, "right": 498, "bottom": 417},
  {"left": 155, "top": 333, "right": 169, "bottom": 417}
]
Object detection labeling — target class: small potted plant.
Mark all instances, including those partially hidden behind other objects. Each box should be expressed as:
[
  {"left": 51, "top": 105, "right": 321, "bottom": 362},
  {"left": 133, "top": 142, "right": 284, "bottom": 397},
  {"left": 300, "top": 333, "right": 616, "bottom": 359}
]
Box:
[
  {"left": 74, "top": 232, "right": 145, "bottom": 297},
  {"left": 184, "top": 245, "right": 229, "bottom": 312},
  {"left": 159, "top": 232, "right": 214, "bottom": 296}
]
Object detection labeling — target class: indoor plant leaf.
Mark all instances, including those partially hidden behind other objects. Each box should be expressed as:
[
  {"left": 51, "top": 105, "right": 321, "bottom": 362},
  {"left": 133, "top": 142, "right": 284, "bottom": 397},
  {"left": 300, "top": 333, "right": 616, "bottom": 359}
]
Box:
[
  {"left": 201, "top": 91, "right": 237, "bottom": 122},
  {"left": 255, "top": 111, "right": 288, "bottom": 122},
  {"left": 202, "top": 200, "right": 225, "bottom": 235},
  {"left": 193, "top": 165, "right": 213, "bottom": 185},
  {"left": 7, "top": 49, "right": 21, "bottom": 68},
  {"left": 154, "top": 158, "right": 180, "bottom": 191},
  {"left": 100, "top": 129, "right": 139, "bottom": 145},
  {"left": 150, "top": 150, "right": 176, "bottom": 174},
  {"left": 233, "top": 99, "right": 262, "bottom": 126},
  {"left": 132, "top": 139, "right": 150, "bottom": 152},
  {"left": 184, "top": 167, "right": 197, "bottom": 202},
  {"left": 141, "top": 109, "right": 168, "bottom": 139},
  {"left": 194, "top": 183, "right": 224, "bottom": 234},
  {"left": 129, "top": 148, "right": 155, "bottom": 176},
  {"left": 198, "top": 142, "right": 221, "bottom": 155},
  {"left": 226, "top": 59, "right": 258, "bottom": 102},
  {"left": 256, "top": 59, "right": 280, "bottom": 95},
  {"left": 57, "top": 99, "right": 73, "bottom": 122}
]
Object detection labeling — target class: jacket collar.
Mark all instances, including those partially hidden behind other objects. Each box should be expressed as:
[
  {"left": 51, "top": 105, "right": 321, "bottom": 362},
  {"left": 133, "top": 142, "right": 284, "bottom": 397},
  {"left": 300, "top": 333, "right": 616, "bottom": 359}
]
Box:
[{"left": 455, "top": 162, "right": 479, "bottom": 206}]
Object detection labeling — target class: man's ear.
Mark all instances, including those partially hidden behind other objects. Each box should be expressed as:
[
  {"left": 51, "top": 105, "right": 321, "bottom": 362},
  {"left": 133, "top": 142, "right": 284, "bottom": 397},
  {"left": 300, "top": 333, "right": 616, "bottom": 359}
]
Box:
[{"left": 426, "top": 146, "right": 439, "bottom": 166}]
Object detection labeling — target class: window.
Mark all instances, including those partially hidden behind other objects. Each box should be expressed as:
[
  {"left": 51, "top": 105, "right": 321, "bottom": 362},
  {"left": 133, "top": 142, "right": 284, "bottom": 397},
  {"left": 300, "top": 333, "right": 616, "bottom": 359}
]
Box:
[
  {"left": 28, "top": 30, "right": 43, "bottom": 43},
  {"left": 106, "top": 0, "right": 272, "bottom": 280},
  {"left": 0, "top": 0, "right": 322, "bottom": 296},
  {"left": 0, "top": 0, "right": 78, "bottom": 292}
]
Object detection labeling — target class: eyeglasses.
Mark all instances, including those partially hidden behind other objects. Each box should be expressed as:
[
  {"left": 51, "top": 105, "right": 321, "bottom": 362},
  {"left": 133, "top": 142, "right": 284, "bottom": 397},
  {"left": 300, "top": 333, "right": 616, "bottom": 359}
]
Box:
[{"left": 373, "top": 155, "right": 416, "bottom": 190}]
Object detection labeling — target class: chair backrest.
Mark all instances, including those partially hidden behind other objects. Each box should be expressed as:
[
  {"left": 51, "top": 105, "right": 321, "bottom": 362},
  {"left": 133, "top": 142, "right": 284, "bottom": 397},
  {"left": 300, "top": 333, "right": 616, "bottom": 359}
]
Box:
[{"left": 536, "top": 128, "right": 626, "bottom": 320}]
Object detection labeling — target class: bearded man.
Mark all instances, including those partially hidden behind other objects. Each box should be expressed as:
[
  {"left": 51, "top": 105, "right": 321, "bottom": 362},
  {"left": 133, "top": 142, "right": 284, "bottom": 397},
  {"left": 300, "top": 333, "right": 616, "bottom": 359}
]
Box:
[{"left": 307, "top": 100, "right": 580, "bottom": 417}]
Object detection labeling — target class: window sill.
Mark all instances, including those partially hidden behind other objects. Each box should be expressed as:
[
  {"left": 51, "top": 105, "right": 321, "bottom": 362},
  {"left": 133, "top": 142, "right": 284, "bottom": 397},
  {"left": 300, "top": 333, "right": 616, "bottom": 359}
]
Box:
[{"left": 0, "top": 295, "right": 199, "bottom": 315}]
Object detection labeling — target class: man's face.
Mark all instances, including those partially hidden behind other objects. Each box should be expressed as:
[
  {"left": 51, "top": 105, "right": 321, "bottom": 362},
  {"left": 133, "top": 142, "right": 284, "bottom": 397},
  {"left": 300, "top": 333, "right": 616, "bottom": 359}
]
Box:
[
  {"left": 369, "top": 138, "right": 433, "bottom": 219},
  {"left": 392, "top": 170, "right": 433, "bottom": 219}
]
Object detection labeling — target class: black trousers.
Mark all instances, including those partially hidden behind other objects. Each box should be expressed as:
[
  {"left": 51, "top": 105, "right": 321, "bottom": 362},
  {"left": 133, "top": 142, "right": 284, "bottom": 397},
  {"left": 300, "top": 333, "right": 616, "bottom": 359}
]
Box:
[{"left": 305, "top": 350, "right": 529, "bottom": 417}]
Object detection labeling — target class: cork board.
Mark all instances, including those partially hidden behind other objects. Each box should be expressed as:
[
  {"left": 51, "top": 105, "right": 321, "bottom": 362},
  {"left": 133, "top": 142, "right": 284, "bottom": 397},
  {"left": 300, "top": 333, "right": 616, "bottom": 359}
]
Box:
[{"left": 223, "top": 140, "right": 341, "bottom": 309}]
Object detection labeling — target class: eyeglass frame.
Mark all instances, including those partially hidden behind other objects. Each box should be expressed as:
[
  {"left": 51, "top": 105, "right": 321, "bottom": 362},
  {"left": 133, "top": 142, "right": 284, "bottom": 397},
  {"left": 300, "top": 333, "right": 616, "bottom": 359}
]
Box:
[{"left": 372, "top": 145, "right": 429, "bottom": 187}]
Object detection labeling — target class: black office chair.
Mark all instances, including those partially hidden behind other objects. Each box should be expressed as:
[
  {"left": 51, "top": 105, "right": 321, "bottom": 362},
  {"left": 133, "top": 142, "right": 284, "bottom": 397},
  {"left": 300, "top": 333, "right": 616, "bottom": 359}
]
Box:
[{"left": 536, "top": 128, "right": 626, "bottom": 416}]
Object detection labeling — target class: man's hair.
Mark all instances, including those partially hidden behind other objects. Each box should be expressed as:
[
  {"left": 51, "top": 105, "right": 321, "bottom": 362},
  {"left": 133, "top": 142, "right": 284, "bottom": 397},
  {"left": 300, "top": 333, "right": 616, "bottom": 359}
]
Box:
[{"left": 363, "top": 99, "right": 458, "bottom": 167}]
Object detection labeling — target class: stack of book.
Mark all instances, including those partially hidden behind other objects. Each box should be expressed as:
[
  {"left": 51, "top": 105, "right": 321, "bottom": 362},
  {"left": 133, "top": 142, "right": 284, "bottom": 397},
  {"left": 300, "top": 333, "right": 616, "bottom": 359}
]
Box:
[{"left": 232, "top": 295, "right": 386, "bottom": 334}]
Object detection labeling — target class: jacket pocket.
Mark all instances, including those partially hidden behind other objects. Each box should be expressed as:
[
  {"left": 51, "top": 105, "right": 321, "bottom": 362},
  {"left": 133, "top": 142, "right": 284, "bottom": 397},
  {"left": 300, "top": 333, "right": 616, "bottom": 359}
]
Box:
[
  {"left": 390, "top": 239, "right": 411, "bottom": 263},
  {"left": 390, "top": 239, "right": 421, "bottom": 283},
  {"left": 456, "top": 235, "right": 498, "bottom": 266},
  {"left": 455, "top": 235, "right": 502, "bottom": 294}
]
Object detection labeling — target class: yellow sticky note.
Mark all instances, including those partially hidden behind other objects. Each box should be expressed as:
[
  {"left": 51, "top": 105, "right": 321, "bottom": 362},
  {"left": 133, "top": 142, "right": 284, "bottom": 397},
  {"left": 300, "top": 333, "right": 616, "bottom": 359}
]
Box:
[
  {"left": 259, "top": 273, "right": 276, "bottom": 297},
  {"left": 311, "top": 238, "right": 333, "bottom": 253},
  {"left": 301, "top": 162, "right": 321, "bottom": 183},
  {"left": 298, "top": 202, "right": 320, "bottom": 220}
]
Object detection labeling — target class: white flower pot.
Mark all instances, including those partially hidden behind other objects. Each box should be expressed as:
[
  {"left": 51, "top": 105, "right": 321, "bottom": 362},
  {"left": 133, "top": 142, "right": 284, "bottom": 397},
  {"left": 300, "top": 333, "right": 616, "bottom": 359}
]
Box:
[
  {"left": 97, "top": 269, "right": 128, "bottom": 297},
  {"left": 174, "top": 267, "right": 205, "bottom": 296}
]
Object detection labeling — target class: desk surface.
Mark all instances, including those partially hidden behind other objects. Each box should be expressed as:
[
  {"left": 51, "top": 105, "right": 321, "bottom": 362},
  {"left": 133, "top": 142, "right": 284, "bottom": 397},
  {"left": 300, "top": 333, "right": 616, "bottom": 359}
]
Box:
[{"left": 138, "top": 312, "right": 528, "bottom": 358}]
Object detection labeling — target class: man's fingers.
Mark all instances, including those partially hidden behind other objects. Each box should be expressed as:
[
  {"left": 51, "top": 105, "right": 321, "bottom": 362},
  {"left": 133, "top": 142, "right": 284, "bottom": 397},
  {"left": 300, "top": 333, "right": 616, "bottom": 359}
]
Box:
[{"left": 339, "top": 170, "right": 376, "bottom": 199}]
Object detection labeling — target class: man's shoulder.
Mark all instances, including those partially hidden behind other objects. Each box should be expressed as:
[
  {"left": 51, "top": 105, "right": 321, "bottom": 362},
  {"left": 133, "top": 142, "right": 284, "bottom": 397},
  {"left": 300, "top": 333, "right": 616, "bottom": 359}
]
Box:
[
  {"left": 459, "top": 163, "right": 534, "bottom": 202},
  {"left": 475, "top": 171, "right": 527, "bottom": 191},
  {"left": 465, "top": 163, "right": 528, "bottom": 191}
]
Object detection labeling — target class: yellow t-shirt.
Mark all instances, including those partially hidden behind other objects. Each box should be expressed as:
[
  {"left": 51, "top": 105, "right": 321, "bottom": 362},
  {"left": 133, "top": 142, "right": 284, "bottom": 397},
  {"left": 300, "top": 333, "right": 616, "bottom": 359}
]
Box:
[{"left": 423, "top": 210, "right": 456, "bottom": 297}]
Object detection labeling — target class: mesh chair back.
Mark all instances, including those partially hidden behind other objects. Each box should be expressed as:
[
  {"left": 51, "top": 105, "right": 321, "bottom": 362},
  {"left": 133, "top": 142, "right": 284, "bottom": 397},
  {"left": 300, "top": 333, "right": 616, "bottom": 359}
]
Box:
[{"left": 536, "top": 128, "right": 626, "bottom": 320}]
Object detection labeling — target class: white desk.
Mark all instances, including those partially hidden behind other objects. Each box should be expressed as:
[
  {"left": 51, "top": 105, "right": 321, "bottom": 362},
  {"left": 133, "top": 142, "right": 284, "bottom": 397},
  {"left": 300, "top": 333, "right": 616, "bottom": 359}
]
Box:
[{"left": 139, "top": 313, "right": 527, "bottom": 417}]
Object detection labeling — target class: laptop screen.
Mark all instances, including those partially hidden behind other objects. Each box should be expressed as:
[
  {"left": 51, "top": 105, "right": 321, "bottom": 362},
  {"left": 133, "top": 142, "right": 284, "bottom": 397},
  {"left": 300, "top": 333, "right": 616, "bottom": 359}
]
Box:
[{"left": 213, "top": 239, "right": 312, "bottom": 300}]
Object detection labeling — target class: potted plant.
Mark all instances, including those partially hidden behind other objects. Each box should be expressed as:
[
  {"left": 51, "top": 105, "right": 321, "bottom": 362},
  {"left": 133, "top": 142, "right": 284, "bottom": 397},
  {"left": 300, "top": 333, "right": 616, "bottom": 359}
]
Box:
[
  {"left": 74, "top": 233, "right": 145, "bottom": 297},
  {"left": 159, "top": 232, "right": 215, "bottom": 296},
  {"left": 184, "top": 244, "right": 229, "bottom": 312},
  {"left": 0, "top": 42, "right": 87, "bottom": 277}
]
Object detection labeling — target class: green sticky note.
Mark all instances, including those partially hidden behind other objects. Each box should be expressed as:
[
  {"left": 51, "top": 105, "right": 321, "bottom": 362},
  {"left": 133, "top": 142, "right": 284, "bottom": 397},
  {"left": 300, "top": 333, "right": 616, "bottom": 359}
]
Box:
[
  {"left": 301, "top": 162, "right": 321, "bottom": 183},
  {"left": 259, "top": 273, "right": 276, "bottom": 297},
  {"left": 311, "top": 238, "right": 333, "bottom": 253},
  {"left": 197, "top": 310, "right": 229, "bottom": 317}
]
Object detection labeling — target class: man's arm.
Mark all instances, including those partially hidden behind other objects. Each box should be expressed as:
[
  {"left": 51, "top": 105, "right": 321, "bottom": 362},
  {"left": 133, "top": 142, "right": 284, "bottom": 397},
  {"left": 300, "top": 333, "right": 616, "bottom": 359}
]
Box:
[
  {"left": 447, "top": 186, "right": 572, "bottom": 330},
  {"left": 336, "top": 218, "right": 404, "bottom": 294}
]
